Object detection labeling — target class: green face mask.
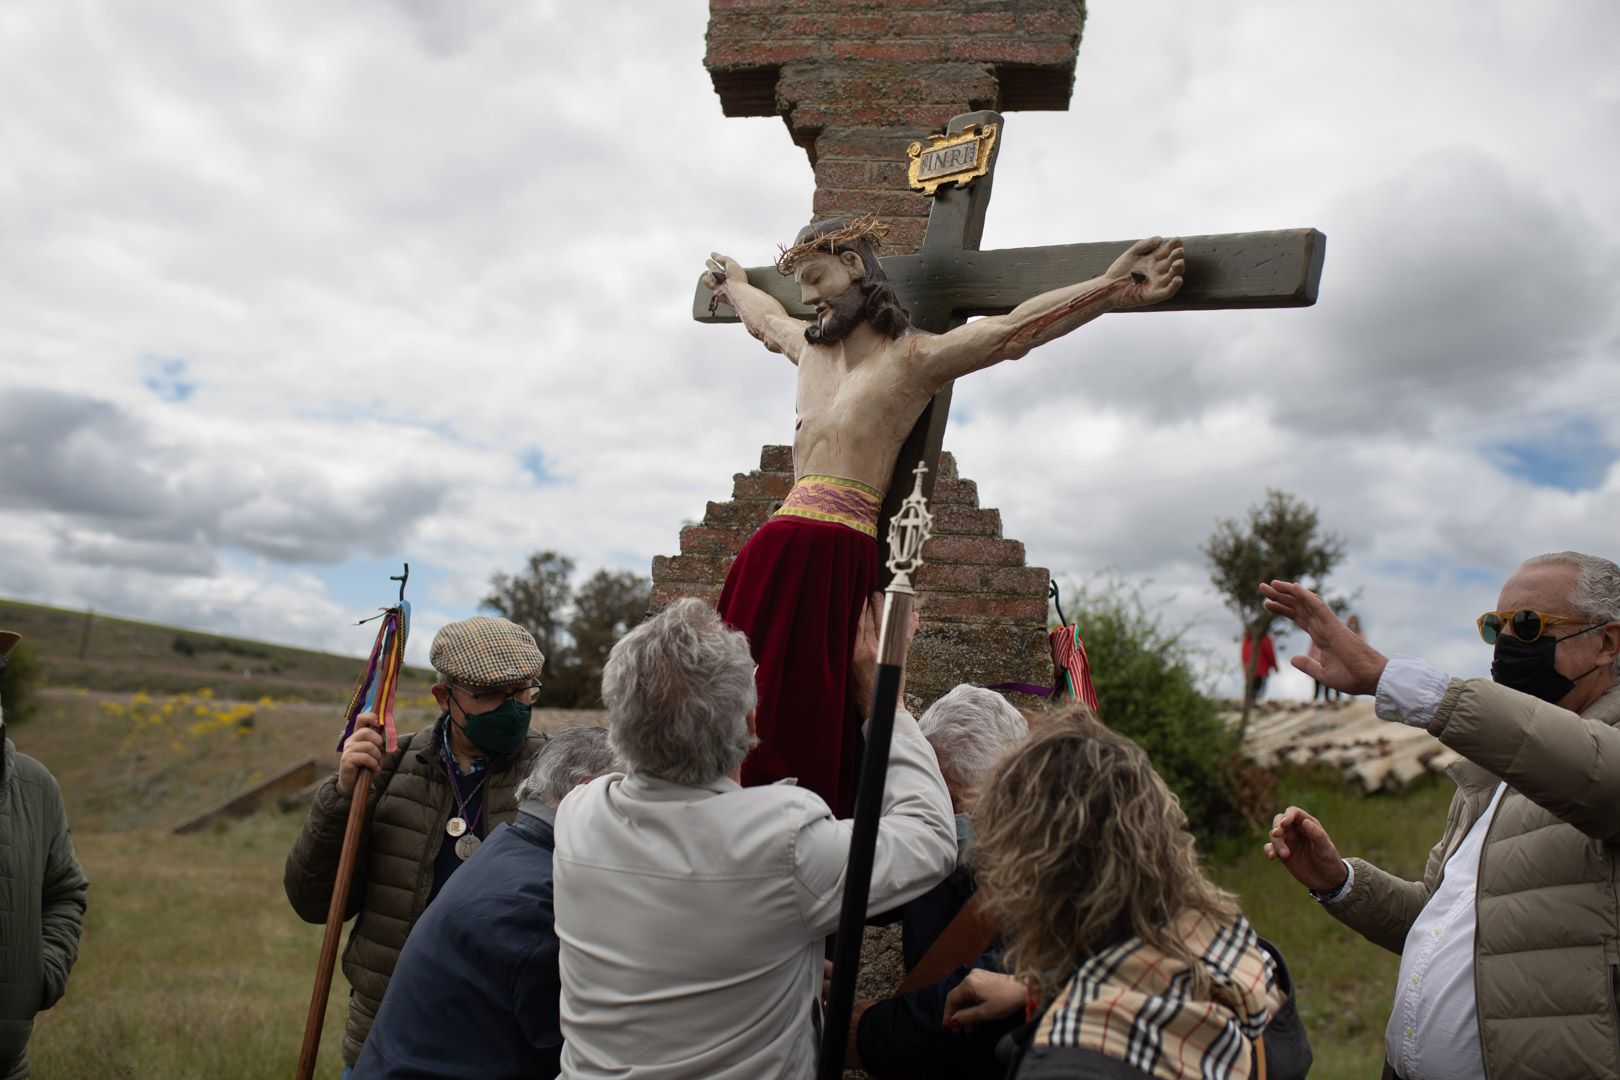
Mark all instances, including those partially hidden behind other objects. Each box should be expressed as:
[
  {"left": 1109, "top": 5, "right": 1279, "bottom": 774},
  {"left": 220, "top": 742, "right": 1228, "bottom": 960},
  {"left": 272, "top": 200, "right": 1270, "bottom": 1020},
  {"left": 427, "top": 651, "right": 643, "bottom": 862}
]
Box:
[{"left": 454, "top": 698, "right": 532, "bottom": 756}]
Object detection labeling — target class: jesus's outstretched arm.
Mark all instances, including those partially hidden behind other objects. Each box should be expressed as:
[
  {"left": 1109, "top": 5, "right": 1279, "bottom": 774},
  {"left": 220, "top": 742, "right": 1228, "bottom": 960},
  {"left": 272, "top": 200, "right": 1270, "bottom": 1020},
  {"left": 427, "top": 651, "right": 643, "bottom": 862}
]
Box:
[
  {"left": 910, "top": 236, "right": 1184, "bottom": 386},
  {"left": 703, "top": 252, "right": 810, "bottom": 364}
]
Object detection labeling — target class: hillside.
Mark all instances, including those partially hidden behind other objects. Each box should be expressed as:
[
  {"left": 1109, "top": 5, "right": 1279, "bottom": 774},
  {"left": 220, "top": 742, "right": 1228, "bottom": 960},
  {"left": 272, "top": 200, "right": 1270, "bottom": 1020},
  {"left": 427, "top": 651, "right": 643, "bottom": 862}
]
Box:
[{"left": 0, "top": 596, "right": 435, "bottom": 702}]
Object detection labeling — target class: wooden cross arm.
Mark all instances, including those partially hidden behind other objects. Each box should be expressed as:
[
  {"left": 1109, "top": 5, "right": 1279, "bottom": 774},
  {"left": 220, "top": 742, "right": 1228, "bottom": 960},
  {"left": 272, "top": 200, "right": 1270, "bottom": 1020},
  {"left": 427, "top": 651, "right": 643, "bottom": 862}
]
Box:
[{"left": 692, "top": 228, "right": 1325, "bottom": 322}]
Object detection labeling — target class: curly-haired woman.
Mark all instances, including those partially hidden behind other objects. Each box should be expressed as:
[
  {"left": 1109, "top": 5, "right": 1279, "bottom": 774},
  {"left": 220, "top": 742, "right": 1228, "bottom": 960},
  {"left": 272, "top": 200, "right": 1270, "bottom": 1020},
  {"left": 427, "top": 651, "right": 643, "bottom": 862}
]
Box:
[{"left": 943, "top": 708, "right": 1286, "bottom": 1080}]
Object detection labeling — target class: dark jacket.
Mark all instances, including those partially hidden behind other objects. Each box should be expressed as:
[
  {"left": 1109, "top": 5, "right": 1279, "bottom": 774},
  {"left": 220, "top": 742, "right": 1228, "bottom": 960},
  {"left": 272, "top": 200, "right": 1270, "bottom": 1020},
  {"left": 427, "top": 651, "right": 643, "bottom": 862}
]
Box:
[
  {"left": 354, "top": 808, "right": 562, "bottom": 1079},
  {"left": 859, "top": 861, "right": 1015, "bottom": 1078},
  {"left": 283, "top": 719, "right": 545, "bottom": 1067},
  {"left": 0, "top": 735, "right": 88, "bottom": 1080}
]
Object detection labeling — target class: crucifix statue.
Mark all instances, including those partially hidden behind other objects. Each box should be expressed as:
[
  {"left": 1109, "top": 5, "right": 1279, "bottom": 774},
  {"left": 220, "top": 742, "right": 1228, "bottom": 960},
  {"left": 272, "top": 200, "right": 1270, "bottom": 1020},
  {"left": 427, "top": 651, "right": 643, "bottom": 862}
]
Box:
[{"left": 697, "top": 110, "right": 1324, "bottom": 815}]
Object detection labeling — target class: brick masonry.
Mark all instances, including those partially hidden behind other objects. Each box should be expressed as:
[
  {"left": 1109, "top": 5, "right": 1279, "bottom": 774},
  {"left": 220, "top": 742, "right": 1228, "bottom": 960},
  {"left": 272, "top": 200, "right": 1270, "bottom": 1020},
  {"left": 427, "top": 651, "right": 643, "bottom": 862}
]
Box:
[
  {"left": 656, "top": 1, "right": 1090, "bottom": 710},
  {"left": 651, "top": 447, "right": 1053, "bottom": 712},
  {"left": 705, "top": 0, "right": 1086, "bottom": 252}
]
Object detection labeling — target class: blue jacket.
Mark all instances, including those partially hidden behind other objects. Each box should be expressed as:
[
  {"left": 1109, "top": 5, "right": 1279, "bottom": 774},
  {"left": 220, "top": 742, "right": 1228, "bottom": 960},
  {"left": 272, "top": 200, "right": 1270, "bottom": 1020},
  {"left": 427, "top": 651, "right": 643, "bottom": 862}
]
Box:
[{"left": 354, "top": 808, "right": 562, "bottom": 1079}]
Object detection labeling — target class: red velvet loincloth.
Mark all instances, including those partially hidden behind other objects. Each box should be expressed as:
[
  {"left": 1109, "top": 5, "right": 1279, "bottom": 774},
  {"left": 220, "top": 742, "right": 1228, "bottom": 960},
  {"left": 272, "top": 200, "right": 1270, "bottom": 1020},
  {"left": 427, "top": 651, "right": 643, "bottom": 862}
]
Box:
[{"left": 717, "top": 513, "right": 878, "bottom": 816}]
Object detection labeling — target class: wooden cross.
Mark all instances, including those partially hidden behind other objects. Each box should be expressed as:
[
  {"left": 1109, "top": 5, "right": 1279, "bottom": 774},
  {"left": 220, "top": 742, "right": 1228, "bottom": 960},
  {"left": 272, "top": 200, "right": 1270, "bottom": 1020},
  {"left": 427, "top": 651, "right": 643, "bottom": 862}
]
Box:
[{"left": 694, "top": 109, "right": 1326, "bottom": 547}]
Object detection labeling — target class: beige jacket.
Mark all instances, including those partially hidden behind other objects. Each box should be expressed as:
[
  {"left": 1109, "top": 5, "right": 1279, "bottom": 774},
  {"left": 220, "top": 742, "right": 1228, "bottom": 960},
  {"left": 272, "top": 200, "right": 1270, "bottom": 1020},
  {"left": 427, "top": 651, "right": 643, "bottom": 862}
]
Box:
[
  {"left": 552, "top": 710, "right": 956, "bottom": 1080},
  {"left": 283, "top": 720, "right": 545, "bottom": 1067},
  {"left": 1329, "top": 679, "right": 1620, "bottom": 1079}
]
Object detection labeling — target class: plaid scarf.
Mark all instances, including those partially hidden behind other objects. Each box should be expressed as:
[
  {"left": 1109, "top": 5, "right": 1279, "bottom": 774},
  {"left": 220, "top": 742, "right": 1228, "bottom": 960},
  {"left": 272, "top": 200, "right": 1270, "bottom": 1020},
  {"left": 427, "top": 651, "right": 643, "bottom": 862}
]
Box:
[{"left": 1035, "top": 911, "right": 1277, "bottom": 1080}]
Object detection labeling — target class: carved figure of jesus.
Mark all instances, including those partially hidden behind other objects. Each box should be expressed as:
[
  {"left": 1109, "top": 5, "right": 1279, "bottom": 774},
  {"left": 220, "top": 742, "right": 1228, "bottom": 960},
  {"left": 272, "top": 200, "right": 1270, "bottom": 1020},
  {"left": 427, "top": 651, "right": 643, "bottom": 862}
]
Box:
[{"left": 702, "top": 218, "right": 1183, "bottom": 813}]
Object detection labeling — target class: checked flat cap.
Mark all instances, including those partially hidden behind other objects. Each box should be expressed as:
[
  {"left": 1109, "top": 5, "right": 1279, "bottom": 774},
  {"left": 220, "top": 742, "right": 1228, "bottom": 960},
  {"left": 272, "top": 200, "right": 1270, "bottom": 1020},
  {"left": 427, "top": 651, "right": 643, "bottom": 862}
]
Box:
[{"left": 430, "top": 616, "right": 544, "bottom": 688}]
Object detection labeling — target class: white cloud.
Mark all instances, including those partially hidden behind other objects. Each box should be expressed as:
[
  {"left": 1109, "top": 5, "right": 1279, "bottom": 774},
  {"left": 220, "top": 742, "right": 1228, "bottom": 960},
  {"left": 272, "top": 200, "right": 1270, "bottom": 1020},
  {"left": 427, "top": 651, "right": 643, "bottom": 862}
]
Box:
[{"left": 2, "top": 0, "right": 1618, "bottom": 697}]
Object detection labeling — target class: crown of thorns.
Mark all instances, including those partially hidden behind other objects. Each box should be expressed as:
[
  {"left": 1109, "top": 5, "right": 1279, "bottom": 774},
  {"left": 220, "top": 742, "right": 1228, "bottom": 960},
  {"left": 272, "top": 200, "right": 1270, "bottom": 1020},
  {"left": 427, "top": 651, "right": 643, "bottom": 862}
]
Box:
[{"left": 775, "top": 215, "right": 890, "bottom": 275}]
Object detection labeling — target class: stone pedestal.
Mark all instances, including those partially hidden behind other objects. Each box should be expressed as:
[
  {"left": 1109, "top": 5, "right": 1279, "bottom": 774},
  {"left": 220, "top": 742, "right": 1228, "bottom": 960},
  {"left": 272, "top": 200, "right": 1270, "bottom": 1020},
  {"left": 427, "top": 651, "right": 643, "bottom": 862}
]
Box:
[{"left": 651, "top": 446, "right": 1051, "bottom": 712}]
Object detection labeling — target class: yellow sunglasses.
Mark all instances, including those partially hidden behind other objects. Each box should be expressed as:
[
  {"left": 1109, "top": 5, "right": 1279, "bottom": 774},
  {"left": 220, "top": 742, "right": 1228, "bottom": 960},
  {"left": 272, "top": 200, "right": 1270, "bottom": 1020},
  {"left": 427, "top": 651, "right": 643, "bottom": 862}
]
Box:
[{"left": 1476, "top": 609, "right": 1594, "bottom": 645}]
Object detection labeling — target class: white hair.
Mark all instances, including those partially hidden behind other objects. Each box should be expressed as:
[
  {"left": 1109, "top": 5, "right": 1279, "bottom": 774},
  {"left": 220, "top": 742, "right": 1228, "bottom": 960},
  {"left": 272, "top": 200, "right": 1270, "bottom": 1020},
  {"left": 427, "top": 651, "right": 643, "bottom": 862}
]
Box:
[
  {"left": 918, "top": 685, "right": 1028, "bottom": 793},
  {"left": 600, "top": 598, "right": 757, "bottom": 786},
  {"left": 516, "top": 725, "right": 620, "bottom": 808},
  {"left": 1522, "top": 551, "right": 1620, "bottom": 677}
]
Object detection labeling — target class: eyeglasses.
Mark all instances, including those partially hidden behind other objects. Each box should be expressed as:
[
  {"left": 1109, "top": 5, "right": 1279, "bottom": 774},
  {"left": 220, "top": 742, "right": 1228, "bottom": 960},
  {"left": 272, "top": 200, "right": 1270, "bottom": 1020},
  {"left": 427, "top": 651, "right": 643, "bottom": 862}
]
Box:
[
  {"left": 1476, "top": 609, "right": 1595, "bottom": 645},
  {"left": 450, "top": 681, "right": 543, "bottom": 708}
]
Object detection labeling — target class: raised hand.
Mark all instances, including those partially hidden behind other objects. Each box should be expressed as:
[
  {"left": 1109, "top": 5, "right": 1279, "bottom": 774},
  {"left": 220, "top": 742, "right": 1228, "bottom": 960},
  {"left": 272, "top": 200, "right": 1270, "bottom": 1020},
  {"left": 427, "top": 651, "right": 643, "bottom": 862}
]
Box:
[
  {"left": 1259, "top": 579, "right": 1387, "bottom": 696},
  {"left": 1106, "top": 236, "right": 1185, "bottom": 309},
  {"left": 1265, "top": 805, "right": 1349, "bottom": 894}
]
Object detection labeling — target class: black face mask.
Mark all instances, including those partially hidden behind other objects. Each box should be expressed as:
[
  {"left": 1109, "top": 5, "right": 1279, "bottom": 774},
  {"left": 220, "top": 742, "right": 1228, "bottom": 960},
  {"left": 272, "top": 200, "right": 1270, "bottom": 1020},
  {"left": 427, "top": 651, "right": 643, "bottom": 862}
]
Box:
[{"left": 1491, "top": 622, "right": 1603, "bottom": 704}]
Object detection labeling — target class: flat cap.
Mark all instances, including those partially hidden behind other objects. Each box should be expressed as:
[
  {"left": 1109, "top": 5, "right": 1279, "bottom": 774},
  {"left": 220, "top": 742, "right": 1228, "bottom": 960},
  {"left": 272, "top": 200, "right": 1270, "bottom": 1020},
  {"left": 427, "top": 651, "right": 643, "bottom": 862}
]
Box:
[
  {"left": 0, "top": 631, "right": 20, "bottom": 656},
  {"left": 430, "top": 617, "right": 544, "bottom": 688}
]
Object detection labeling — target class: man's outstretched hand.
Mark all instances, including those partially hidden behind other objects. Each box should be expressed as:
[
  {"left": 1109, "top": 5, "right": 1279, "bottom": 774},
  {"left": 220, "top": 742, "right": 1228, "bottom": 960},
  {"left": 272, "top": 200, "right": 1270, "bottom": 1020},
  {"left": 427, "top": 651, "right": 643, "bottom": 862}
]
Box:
[
  {"left": 1260, "top": 579, "right": 1388, "bottom": 696},
  {"left": 1265, "top": 806, "right": 1349, "bottom": 894}
]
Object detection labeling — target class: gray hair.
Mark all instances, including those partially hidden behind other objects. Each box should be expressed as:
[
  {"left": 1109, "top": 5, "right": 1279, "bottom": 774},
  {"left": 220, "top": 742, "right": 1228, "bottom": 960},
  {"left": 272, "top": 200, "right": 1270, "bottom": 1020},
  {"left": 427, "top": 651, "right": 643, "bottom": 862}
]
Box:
[
  {"left": 600, "top": 598, "right": 757, "bottom": 786},
  {"left": 918, "top": 685, "right": 1028, "bottom": 794},
  {"left": 516, "top": 725, "right": 620, "bottom": 808},
  {"left": 1522, "top": 551, "right": 1620, "bottom": 676}
]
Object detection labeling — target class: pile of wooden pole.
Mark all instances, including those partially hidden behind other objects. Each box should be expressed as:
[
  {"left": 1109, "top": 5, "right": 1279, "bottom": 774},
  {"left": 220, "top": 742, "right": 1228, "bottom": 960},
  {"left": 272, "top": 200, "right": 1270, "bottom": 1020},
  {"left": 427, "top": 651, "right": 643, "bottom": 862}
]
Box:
[{"left": 1234, "top": 700, "right": 1458, "bottom": 794}]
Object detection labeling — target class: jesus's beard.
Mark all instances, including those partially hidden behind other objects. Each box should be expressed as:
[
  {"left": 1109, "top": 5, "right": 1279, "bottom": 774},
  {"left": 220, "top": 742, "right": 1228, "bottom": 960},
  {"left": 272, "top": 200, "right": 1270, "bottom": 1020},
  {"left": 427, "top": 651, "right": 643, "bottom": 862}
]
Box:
[{"left": 803, "top": 286, "right": 867, "bottom": 345}]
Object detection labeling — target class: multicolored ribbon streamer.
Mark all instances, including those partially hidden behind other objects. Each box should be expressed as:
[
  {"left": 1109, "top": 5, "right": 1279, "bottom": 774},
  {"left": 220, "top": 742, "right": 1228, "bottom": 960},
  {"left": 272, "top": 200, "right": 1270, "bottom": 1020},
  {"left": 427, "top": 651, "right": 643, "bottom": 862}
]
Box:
[{"left": 336, "top": 600, "right": 410, "bottom": 754}]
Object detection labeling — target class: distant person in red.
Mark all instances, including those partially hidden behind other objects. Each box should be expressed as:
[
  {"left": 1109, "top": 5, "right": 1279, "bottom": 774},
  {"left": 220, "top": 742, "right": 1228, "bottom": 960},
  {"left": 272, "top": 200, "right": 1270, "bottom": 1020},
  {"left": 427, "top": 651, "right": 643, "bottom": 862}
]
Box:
[{"left": 1243, "top": 631, "right": 1278, "bottom": 699}]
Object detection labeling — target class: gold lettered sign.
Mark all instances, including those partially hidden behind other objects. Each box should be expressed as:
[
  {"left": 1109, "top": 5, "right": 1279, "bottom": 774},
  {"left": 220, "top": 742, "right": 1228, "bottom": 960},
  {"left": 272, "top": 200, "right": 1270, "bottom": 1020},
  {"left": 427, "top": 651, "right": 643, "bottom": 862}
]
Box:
[{"left": 906, "top": 123, "right": 998, "bottom": 196}]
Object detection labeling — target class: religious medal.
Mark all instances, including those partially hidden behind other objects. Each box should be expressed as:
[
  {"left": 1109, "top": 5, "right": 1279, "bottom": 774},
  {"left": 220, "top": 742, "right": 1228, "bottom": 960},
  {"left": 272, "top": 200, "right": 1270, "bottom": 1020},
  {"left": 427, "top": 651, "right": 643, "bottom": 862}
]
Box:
[
  {"left": 446, "top": 816, "right": 467, "bottom": 838},
  {"left": 454, "top": 833, "right": 481, "bottom": 861}
]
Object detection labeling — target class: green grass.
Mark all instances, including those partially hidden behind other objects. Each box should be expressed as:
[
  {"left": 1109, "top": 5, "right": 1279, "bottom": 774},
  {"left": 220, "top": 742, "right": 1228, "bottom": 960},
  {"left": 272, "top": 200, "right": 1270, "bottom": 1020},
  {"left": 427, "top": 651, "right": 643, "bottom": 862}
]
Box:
[
  {"left": 1208, "top": 768, "right": 1454, "bottom": 1080},
  {"left": 17, "top": 688, "right": 442, "bottom": 832},
  {"left": 30, "top": 812, "right": 351, "bottom": 1080},
  {"left": 0, "top": 595, "right": 434, "bottom": 704}
]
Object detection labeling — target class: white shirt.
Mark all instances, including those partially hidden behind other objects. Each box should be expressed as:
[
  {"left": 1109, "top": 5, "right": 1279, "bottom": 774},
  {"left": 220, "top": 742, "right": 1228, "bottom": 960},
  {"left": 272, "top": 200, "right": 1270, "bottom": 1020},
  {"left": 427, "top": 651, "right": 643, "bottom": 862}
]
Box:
[
  {"left": 1371, "top": 656, "right": 1499, "bottom": 1080},
  {"left": 551, "top": 709, "right": 955, "bottom": 1080}
]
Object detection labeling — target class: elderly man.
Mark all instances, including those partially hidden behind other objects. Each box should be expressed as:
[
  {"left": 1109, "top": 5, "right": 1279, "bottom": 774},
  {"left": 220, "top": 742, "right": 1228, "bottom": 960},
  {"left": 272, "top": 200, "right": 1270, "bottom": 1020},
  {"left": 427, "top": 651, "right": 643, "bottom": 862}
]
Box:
[
  {"left": 285, "top": 616, "right": 547, "bottom": 1074},
  {"left": 355, "top": 725, "right": 619, "bottom": 1079},
  {"left": 1262, "top": 552, "right": 1620, "bottom": 1079},
  {"left": 703, "top": 221, "right": 1183, "bottom": 815},
  {"left": 849, "top": 685, "right": 1029, "bottom": 1078},
  {"left": 552, "top": 597, "right": 956, "bottom": 1079},
  {"left": 0, "top": 631, "right": 88, "bottom": 1080}
]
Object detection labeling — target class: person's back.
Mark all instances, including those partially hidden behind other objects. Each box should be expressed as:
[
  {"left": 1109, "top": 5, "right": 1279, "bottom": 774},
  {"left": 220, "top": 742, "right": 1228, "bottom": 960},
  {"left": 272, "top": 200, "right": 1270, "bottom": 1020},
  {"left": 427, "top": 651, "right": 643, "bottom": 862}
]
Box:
[
  {"left": 552, "top": 598, "right": 954, "bottom": 1079},
  {"left": 353, "top": 813, "right": 560, "bottom": 1079},
  {"left": 556, "top": 777, "right": 838, "bottom": 1077}
]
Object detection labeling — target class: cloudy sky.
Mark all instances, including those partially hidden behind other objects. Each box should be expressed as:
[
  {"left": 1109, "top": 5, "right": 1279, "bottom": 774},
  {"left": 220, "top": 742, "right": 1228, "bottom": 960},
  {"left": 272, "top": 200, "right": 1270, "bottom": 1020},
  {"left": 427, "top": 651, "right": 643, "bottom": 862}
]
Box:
[{"left": 3, "top": 1, "right": 1617, "bottom": 696}]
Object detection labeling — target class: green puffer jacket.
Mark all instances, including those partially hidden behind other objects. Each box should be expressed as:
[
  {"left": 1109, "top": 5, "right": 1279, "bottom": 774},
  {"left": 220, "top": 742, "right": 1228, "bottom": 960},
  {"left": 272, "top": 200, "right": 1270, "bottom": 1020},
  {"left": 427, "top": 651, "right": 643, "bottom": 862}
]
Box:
[
  {"left": 283, "top": 719, "right": 545, "bottom": 1067},
  {"left": 0, "top": 735, "right": 89, "bottom": 1080},
  {"left": 1329, "top": 679, "right": 1620, "bottom": 1079}
]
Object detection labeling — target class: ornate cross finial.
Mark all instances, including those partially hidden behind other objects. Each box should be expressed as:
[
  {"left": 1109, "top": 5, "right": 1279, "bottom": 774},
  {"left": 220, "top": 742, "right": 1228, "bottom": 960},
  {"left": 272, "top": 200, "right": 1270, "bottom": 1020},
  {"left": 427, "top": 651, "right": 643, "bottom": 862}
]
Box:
[{"left": 885, "top": 460, "right": 934, "bottom": 592}]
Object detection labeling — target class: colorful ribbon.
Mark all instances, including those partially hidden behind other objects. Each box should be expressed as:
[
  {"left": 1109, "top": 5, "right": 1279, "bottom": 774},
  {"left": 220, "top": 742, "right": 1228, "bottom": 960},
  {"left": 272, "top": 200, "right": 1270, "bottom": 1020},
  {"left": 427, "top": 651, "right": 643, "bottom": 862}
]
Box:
[{"left": 336, "top": 600, "right": 411, "bottom": 754}]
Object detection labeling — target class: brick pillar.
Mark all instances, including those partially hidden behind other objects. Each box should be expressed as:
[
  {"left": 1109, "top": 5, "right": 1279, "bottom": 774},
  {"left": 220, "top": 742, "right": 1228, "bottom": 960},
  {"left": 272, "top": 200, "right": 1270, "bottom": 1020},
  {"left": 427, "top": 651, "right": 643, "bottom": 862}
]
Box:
[
  {"left": 651, "top": 448, "right": 1051, "bottom": 712},
  {"left": 705, "top": 1, "right": 1086, "bottom": 252}
]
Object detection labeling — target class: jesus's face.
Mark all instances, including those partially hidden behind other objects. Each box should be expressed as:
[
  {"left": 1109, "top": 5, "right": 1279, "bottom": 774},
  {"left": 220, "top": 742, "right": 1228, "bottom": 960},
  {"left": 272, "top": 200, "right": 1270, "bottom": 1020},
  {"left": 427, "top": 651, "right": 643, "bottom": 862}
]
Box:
[{"left": 795, "top": 251, "right": 868, "bottom": 345}]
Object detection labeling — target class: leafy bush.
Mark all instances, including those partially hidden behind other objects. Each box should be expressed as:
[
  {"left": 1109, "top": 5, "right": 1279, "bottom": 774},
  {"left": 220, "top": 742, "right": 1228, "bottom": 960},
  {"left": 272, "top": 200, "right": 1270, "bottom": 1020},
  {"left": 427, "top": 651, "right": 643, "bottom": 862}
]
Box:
[
  {"left": 1061, "top": 578, "right": 1245, "bottom": 841},
  {"left": 0, "top": 640, "right": 45, "bottom": 727}
]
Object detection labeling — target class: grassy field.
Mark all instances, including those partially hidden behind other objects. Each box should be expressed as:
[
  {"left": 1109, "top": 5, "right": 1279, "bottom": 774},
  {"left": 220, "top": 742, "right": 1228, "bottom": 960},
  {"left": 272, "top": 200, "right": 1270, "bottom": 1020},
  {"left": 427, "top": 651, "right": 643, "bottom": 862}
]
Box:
[
  {"left": 13, "top": 684, "right": 1450, "bottom": 1078},
  {"left": 0, "top": 595, "right": 436, "bottom": 703}
]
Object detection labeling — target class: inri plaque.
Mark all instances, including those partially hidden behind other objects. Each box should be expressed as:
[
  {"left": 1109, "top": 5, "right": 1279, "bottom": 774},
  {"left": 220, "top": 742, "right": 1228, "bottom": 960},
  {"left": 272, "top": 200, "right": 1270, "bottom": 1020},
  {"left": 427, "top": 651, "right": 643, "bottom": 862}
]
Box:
[{"left": 906, "top": 123, "right": 998, "bottom": 196}]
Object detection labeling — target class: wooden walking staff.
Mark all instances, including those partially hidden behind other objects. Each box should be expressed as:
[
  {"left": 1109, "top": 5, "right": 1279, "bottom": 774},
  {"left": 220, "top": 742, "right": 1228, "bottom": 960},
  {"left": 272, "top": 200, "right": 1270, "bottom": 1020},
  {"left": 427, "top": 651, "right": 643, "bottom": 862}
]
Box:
[
  {"left": 296, "top": 565, "right": 411, "bottom": 1080},
  {"left": 817, "top": 464, "right": 935, "bottom": 1080}
]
